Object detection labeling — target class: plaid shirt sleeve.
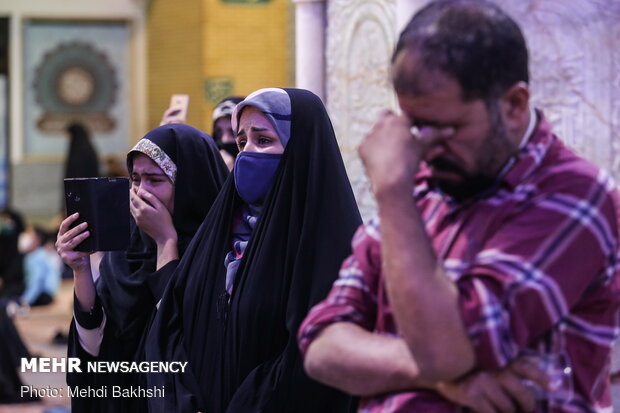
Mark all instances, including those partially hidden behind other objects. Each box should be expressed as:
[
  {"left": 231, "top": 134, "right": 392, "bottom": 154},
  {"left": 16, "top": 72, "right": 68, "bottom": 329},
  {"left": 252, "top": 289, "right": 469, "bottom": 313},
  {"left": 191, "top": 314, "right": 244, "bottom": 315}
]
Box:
[
  {"left": 298, "top": 222, "right": 382, "bottom": 356},
  {"left": 457, "top": 171, "right": 620, "bottom": 369}
]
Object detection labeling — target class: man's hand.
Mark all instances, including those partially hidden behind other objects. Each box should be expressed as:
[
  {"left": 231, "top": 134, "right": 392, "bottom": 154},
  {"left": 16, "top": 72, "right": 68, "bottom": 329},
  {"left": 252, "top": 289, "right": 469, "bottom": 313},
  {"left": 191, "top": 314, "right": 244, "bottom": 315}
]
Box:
[
  {"left": 436, "top": 357, "right": 550, "bottom": 413},
  {"left": 360, "top": 109, "right": 468, "bottom": 381},
  {"left": 358, "top": 110, "right": 454, "bottom": 196}
]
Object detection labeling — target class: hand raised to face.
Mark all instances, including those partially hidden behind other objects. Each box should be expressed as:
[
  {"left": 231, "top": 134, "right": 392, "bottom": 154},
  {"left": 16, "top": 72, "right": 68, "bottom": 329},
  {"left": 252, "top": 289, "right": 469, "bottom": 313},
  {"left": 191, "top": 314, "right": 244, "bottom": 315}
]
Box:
[{"left": 358, "top": 109, "right": 454, "bottom": 197}]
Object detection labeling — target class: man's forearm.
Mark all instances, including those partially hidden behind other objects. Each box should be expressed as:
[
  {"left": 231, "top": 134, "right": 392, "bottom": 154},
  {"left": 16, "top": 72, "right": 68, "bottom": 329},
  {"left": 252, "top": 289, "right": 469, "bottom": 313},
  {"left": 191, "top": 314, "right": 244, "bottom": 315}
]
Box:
[
  {"left": 376, "top": 183, "right": 475, "bottom": 381},
  {"left": 304, "top": 322, "right": 431, "bottom": 396}
]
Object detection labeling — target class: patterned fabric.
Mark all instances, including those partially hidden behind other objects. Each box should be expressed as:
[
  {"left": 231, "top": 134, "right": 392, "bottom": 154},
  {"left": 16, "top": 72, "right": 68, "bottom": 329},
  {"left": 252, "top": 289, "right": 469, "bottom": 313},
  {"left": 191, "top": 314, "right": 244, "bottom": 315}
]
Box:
[
  {"left": 223, "top": 204, "right": 261, "bottom": 295},
  {"left": 129, "top": 138, "right": 177, "bottom": 184},
  {"left": 298, "top": 111, "right": 620, "bottom": 413},
  {"left": 232, "top": 88, "right": 292, "bottom": 147},
  {"left": 213, "top": 98, "right": 241, "bottom": 122}
]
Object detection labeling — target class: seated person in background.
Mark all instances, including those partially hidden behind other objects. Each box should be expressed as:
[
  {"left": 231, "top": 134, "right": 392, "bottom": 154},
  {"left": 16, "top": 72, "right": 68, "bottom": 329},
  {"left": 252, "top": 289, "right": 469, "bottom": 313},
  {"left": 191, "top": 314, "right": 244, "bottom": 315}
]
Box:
[
  {"left": 212, "top": 96, "right": 244, "bottom": 170},
  {"left": 299, "top": 1, "right": 620, "bottom": 412},
  {"left": 20, "top": 226, "right": 61, "bottom": 307}
]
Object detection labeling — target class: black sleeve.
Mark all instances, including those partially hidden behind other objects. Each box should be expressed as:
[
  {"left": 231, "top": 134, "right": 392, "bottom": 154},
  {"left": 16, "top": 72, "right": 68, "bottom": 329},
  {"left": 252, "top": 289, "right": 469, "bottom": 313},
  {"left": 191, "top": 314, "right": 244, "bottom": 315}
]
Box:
[
  {"left": 147, "top": 259, "right": 180, "bottom": 302},
  {"left": 73, "top": 292, "right": 104, "bottom": 329}
]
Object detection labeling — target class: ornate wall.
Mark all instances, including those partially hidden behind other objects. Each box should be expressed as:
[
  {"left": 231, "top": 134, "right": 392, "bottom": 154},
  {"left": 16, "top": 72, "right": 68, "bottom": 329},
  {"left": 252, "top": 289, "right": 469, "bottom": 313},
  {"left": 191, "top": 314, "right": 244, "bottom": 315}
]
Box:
[
  {"left": 326, "top": 0, "right": 400, "bottom": 220},
  {"left": 497, "top": 0, "right": 620, "bottom": 180},
  {"left": 325, "top": 0, "right": 620, "bottom": 220}
]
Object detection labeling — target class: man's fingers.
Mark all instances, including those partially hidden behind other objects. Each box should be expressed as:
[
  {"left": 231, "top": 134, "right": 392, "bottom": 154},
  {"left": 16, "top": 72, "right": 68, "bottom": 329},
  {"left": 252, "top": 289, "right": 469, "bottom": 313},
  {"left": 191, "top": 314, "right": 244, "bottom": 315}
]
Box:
[
  {"left": 510, "top": 357, "right": 550, "bottom": 391},
  {"left": 496, "top": 371, "right": 537, "bottom": 412},
  {"left": 474, "top": 398, "right": 499, "bottom": 413},
  {"left": 476, "top": 375, "right": 515, "bottom": 413}
]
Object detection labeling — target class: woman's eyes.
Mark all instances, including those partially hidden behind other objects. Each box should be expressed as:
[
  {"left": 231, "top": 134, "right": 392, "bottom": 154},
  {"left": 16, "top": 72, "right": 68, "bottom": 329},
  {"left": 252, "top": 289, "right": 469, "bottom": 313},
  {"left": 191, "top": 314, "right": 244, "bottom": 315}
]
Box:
[
  {"left": 131, "top": 177, "right": 164, "bottom": 185},
  {"left": 236, "top": 136, "right": 273, "bottom": 148}
]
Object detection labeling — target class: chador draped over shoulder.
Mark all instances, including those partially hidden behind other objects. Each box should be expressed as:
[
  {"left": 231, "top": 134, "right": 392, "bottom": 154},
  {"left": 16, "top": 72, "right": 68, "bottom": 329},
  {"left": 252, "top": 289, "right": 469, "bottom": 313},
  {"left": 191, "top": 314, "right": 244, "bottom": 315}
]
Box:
[
  {"left": 67, "top": 123, "right": 228, "bottom": 413},
  {"left": 145, "top": 88, "right": 362, "bottom": 412}
]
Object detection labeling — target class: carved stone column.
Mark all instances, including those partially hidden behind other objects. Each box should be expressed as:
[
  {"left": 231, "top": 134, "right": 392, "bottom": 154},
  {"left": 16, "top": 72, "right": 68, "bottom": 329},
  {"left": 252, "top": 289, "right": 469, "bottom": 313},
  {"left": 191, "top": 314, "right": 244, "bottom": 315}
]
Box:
[
  {"left": 292, "top": 0, "right": 326, "bottom": 102},
  {"left": 326, "top": 0, "right": 397, "bottom": 220}
]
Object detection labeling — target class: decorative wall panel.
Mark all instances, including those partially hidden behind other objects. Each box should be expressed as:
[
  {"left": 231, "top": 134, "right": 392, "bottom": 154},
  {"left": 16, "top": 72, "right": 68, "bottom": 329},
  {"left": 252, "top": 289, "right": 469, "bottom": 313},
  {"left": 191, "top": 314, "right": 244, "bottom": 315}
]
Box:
[{"left": 23, "top": 20, "right": 130, "bottom": 157}]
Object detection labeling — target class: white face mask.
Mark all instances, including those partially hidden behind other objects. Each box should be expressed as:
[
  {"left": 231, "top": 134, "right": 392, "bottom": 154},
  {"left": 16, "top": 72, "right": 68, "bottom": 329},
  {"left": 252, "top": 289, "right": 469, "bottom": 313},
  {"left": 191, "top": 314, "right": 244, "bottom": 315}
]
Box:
[{"left": 18, "top": 232, "right": 36, "bottom": 254}]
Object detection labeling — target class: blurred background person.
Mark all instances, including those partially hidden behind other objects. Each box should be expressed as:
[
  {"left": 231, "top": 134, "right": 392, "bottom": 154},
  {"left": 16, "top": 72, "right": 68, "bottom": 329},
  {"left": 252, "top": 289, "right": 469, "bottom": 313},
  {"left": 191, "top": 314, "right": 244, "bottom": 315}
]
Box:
[
  {"left": 212, "top": 96, "right": 244, "bottom": 170},
  {"left": 19, "top": 225, "right": 61, "bottom": 307},
  {"left": 64, "top": 122, "right": 100, "bottom": 180},
  {"left": 0, "top": 215, "right": 38, "bottom": 405},
  {"left": 61, "top": 122, "right": 101, "bottom": 221},
  {"left": 0, "top": 208, "right": 26, "bottom": 299},
  {"left": 0, "top": 297, "right": 38, "bottom": 405}
]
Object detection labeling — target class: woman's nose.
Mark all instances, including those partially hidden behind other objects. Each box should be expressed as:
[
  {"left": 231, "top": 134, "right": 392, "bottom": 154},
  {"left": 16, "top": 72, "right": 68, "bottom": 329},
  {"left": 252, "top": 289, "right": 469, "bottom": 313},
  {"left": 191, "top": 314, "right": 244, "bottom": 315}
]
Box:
[
  {"left": 137, "top": 181, "right": 150, "bottom": 194},
  {"left": 243, "top": 141, "right": 258, "bottom": 153}
]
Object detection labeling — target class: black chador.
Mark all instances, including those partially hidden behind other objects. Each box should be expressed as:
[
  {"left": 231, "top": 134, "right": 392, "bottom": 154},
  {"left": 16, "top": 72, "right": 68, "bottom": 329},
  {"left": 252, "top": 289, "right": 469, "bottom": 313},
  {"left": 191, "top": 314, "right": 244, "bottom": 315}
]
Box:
[
  {"left": 145, "top": 88, "right": 361, "bottom": 413},
  {"left": 67, "top": 124, "right": 228, "bottom": 413}
]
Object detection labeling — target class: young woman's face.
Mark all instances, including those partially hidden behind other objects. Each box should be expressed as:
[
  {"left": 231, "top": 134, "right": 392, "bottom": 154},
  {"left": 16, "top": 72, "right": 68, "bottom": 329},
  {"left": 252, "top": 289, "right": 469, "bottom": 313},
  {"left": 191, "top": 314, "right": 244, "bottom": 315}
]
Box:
[
  {"left": 130, "top": 153, "right": 175, "bottom": 213},
  {"left": 236, "top": 106, "right": 284, "bottom": 154}
]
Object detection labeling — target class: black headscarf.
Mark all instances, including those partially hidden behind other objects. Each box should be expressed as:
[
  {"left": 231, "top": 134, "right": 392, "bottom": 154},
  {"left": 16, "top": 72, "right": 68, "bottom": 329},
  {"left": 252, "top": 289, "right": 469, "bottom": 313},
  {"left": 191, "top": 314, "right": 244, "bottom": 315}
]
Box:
[
  {"left": 67, "top": 124, "right": 228, "bottom": 413},
  {"left": 97, "top": 123, "right": 229, "bottom": 334},
  {"left": 145, "top": 89, "right": 361, "bottom": 413}
]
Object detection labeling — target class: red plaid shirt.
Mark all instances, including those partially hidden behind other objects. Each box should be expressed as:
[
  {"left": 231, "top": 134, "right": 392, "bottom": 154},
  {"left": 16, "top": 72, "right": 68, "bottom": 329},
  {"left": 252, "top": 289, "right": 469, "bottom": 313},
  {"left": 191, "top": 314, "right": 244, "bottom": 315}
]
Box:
[{"left": 299, "top": 111, "right": 620, "bottom": 413}]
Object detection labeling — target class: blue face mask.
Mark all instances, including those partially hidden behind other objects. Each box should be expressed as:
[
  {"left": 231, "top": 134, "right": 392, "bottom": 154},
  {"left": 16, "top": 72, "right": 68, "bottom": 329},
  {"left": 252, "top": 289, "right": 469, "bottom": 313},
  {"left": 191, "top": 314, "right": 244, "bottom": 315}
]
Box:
[{"left": 234, "top": 152, "right": 282, "bottom": 205}]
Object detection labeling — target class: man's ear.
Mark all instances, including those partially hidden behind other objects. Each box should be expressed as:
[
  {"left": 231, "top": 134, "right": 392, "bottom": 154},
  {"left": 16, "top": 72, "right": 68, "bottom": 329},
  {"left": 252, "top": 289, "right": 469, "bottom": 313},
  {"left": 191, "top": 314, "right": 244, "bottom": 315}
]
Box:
[{"left": 499, "top": 81, "right": 530, "bottom": 135}]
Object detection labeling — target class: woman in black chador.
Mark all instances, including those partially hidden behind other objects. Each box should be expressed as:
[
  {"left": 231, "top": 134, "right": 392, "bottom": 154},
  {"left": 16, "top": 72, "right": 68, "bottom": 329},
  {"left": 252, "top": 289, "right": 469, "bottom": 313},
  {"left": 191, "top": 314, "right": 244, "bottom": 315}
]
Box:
[
  {"left": 64, "top": 122, "right": 100, "bottom": 179},
  {"left": 56, "top": 123, "right": 228, "bottom": 412},
  {"left": 145, "top": 88, "right": 361, "bottom": 412}
]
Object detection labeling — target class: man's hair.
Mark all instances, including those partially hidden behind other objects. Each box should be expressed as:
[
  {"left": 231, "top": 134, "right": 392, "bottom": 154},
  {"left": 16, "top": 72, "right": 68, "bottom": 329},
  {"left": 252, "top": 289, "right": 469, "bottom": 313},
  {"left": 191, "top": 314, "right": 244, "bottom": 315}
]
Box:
[{"left": 392, "top": 0, "right": 529, "bottom": 102}]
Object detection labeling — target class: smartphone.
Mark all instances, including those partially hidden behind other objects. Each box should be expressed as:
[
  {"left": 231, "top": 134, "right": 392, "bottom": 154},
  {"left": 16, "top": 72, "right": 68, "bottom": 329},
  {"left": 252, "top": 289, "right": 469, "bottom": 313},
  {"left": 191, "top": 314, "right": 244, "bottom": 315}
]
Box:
[{"left": 160, "top": 94, "right": 189, "bottom": 125}]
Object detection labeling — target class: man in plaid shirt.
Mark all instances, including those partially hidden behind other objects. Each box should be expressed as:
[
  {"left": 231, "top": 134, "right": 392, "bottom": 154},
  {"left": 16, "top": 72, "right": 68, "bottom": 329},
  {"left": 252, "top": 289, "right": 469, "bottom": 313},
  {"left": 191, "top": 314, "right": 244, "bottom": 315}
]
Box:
[{"left": 298, "top": 1, "right": 620, "bottom": 412}]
